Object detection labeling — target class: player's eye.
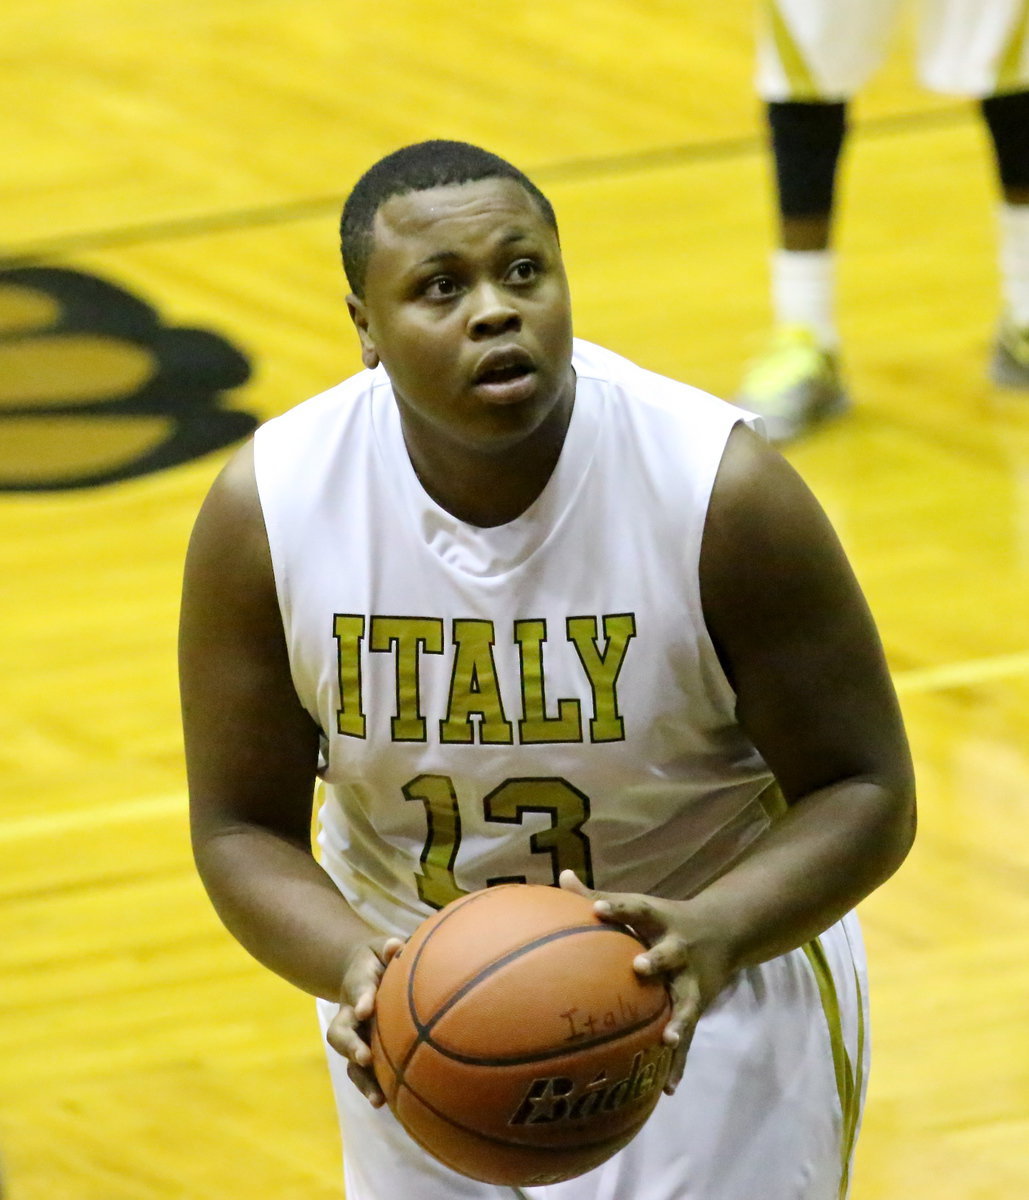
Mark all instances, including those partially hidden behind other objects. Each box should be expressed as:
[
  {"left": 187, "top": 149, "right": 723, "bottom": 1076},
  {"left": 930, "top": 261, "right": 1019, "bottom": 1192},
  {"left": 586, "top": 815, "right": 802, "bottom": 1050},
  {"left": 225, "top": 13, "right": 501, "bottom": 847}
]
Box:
[
  {"left": 506, "top": 259, "right": 540, "bottom": 285},
  {"left": 423, "top": 275, "right": 462, "bottom": 301}
]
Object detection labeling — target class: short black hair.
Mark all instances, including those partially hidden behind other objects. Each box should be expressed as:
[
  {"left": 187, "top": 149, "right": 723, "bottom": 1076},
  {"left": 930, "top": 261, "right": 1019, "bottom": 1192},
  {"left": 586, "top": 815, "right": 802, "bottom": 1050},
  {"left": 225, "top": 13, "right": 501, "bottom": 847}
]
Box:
[{"left": 340, "top": 140, "right": 558, "bottom": 297}]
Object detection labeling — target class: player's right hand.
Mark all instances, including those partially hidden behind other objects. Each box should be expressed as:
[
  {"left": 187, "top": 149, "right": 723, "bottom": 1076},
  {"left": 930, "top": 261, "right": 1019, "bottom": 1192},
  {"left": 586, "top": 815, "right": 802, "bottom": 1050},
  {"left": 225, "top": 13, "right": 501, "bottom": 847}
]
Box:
[
  {"left": 558, "top": 870, "right": 732, "bottom": 1097},
  {"left": 326, "top": 937, "right": 405, "bottom": 1107}
]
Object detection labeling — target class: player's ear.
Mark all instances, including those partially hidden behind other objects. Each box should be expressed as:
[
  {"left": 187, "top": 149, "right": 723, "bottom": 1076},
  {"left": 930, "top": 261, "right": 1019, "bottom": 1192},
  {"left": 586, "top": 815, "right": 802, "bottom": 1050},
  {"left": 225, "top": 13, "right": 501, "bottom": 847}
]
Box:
[{"left": 347, "top": 294, "right": 379, "bottom": 370}]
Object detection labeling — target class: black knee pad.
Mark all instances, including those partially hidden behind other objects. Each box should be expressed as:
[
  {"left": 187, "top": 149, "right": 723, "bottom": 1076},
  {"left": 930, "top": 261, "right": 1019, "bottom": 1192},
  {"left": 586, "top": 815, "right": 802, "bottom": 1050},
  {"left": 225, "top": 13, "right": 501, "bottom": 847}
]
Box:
[
  {"left": 767, "top": 101, "right": 848, "bottom": 217},
  {"left": 981, "top": 90, "right": 1029, "bottom": 190}
]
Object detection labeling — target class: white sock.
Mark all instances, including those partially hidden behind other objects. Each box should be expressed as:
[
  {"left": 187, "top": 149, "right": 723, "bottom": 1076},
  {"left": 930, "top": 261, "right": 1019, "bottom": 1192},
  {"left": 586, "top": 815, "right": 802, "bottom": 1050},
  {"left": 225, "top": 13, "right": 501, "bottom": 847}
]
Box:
[
  {"left": 999, "top": 203, "right": 1029, "bottom": 328},
  {"left": 771, "top": 249, "right": 838, "bottom": 349}
]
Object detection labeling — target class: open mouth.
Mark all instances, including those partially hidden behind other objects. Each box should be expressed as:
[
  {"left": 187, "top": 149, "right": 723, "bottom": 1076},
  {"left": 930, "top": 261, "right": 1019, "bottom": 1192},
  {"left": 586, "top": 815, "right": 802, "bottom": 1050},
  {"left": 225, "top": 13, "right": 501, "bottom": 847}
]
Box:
[
  {"left": 472, "top": 347, "right": 537, "bottom": 397},
  {"left": 476, "top": 361, "right": 534, "bottom": 385}
]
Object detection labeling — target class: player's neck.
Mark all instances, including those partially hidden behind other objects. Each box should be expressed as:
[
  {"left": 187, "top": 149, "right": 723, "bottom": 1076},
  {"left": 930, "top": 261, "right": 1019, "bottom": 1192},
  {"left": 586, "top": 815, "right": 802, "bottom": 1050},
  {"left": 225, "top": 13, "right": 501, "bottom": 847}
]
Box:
[{"left": 401, "top": 394, "right": 574, "bottom": 528}]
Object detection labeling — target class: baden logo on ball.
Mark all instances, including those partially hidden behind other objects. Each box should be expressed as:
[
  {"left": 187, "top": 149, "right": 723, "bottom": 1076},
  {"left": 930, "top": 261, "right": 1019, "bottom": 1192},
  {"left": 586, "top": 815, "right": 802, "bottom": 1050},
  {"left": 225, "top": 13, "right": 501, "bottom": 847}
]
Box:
[{"left": 371, "top": 883, "right": 673, "bottom": 1187}]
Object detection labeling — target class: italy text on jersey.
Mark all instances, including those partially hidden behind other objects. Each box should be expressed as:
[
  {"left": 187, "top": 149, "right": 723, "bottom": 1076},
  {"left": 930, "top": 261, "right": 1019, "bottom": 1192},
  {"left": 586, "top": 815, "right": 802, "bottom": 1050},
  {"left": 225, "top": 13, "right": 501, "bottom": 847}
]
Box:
[{"left": 333, "top": 612, "right": 637, "bottom": 745}]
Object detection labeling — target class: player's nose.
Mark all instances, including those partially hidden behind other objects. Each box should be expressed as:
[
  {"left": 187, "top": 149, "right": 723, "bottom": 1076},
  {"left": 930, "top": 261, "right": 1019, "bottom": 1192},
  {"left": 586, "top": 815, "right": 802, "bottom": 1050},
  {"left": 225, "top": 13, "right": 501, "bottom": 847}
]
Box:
[{"left": 466, "top": 281, "right": 521, "bottom": 339}]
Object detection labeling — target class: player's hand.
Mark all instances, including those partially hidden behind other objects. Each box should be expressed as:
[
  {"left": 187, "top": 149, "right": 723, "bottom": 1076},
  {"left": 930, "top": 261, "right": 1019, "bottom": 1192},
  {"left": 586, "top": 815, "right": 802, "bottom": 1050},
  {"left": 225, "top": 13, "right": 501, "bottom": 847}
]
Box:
[
  {"left": 559, "top": 870, "right": 732, "bottom": 1096},
  {"left": 326, "top": 937, "right": 405, "bottom": 1107}
]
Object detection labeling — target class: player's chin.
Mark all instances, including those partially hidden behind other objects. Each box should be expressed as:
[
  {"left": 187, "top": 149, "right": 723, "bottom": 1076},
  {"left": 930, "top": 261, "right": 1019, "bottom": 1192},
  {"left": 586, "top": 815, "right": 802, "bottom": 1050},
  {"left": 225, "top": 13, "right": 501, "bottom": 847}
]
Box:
[
  {"left": 461, "top": 402, "right": 549, "bottom": 451},
  {"left": 480, "top": 377, "right": 568, "bottom": 431}
]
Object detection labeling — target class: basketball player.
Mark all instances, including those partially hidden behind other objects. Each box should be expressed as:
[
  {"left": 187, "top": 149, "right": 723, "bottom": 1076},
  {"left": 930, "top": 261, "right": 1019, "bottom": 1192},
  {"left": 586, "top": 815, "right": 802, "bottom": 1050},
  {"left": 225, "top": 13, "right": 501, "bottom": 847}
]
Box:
[
  {"left": 179, "top": 140, "right": 916, "bottom": 1199},
  {"left": 738, "top": 0, "right": 1029, "bottom": 440}
]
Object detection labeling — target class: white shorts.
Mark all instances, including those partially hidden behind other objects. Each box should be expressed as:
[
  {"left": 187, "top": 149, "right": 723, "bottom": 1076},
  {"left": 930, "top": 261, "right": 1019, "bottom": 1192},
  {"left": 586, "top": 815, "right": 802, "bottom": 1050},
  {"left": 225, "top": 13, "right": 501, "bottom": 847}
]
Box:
[
  {"left": 757, "top": 0, "right": 1029, "bottom": 100},
  {"left": 317, "top": 912, "right": 870, "bottom": 1200}
]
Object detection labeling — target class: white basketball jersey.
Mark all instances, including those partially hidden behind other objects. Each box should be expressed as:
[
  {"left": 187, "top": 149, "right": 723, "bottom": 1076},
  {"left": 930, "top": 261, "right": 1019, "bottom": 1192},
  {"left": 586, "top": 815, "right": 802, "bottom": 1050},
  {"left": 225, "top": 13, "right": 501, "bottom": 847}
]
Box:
[{"left": 254, "top": 339, "right": 775, "bottom": 940}]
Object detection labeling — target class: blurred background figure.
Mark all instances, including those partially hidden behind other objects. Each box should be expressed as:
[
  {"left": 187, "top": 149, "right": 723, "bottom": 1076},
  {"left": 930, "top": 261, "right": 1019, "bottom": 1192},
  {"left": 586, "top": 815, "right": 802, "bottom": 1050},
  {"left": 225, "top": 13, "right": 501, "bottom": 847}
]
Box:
[{"left": 737, "top": 0, "right": 1029, "bottom": 441}]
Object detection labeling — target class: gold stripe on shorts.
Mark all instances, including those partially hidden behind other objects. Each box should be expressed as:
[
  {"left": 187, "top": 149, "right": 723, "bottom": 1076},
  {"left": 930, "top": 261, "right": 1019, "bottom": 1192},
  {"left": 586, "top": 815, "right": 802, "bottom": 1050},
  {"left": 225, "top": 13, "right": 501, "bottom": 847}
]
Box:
[
  {"left": 997, "top": 0, "right": 1029, "bottom": 93},
  {"left": 802, "top": 937, "right": 864, "bottom": 1199},
  {"left": 765, "top": 1, "right": 822, "bottom": 99}
]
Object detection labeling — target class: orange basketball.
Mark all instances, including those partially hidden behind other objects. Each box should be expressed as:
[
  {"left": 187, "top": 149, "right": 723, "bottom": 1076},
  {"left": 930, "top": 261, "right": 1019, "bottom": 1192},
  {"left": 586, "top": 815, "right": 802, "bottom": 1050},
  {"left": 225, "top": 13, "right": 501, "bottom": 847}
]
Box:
[{"left": 370, "top": 883, "right": 673, "bottom": 1186}]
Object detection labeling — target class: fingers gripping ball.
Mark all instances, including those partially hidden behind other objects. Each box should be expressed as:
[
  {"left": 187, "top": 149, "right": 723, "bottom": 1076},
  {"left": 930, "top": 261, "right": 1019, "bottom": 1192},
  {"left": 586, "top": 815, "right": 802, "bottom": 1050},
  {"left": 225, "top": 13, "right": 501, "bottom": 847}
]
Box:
[{"left": 371, "top": 884, "right": 673, "bottom": 1186}]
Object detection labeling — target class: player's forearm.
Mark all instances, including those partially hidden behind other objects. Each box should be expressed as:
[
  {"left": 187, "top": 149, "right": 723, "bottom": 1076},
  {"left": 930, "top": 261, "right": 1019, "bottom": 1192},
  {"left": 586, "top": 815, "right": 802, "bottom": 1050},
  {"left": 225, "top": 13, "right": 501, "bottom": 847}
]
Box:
[
  {"left": 193, "top": 822, "right": 374, "bottom": 1001},
  {"left": 690, "top": 776, "right": 915, "bottom": 971}
]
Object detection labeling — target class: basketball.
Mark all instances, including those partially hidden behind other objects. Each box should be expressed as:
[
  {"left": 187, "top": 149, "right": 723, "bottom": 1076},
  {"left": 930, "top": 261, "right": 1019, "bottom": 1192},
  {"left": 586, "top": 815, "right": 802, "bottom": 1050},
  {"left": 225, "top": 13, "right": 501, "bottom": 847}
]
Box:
[{"left": 370, "top": 883, "right": 673, "bottom": 1186}]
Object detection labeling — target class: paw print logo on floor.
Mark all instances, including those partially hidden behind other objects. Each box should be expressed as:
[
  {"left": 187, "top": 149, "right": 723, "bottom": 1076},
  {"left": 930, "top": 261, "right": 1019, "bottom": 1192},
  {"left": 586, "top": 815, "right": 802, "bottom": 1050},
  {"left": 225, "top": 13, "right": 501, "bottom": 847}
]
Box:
[{"left": 0, "top": 266, "right": 256, "bottom": 491}]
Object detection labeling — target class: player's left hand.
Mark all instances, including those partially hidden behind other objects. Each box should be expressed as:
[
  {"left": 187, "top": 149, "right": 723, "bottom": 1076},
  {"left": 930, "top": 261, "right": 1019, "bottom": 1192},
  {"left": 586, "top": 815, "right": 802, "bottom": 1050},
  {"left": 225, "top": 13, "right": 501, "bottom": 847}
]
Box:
[
  {"left": 559, "top": 870, "right": 733, "bottom": 1095},
  {"left": 326, "top": 936, "right": 405, "bottom": 1107}
]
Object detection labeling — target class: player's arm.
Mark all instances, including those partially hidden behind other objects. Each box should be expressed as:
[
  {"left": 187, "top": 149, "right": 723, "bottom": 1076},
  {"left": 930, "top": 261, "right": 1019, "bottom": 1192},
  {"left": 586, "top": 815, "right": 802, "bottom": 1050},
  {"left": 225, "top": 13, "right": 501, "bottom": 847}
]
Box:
[
  {"left": 563, "top": 419, "right": 915, "bottom": 1082},
  {"left": 179, "top": 440, "right": 397, "bottom": 1100},
  {"left": 690, "top": 420, "right": 916, "bottom": 965}
]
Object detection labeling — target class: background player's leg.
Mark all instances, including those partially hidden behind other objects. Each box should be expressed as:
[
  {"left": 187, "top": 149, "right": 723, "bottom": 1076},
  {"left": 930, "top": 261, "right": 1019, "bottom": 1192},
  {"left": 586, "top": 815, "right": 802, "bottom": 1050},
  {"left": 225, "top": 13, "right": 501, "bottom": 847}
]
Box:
[
  {"left": 740, "top": 0, "right": 901, "bottom": 440},
  {"left": 981, "top": 89, "right": 1029, "bottom": 386},
  {"left": 918, "top": 0, "right": 1029, "bottom": 386},
  {"left": 737, "top": 99, "right": 849, "bottom": 441}
]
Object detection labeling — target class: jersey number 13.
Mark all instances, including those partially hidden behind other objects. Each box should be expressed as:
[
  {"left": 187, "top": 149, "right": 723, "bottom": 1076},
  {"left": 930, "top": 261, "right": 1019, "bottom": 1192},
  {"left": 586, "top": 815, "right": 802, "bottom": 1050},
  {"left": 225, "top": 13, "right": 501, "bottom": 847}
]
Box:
[{"left": 402, "top": 773, "right": 595, "bottom": 908}]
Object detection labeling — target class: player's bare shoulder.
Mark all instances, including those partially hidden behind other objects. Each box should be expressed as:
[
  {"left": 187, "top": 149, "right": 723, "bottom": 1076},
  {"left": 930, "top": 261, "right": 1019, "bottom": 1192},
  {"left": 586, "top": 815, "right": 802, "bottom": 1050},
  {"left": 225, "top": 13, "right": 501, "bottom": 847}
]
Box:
[
  {"left": 698, "top": 419, "right": 868, "bottom": 686},
  {"left": 181, "top": 437, "right": 278, "bottom": 629},
  {"left": 701, "top": 420, "right": 845, "bottom": 595},
  {"left": 195, "top": 438, "right": 262, "bottom": 534}
]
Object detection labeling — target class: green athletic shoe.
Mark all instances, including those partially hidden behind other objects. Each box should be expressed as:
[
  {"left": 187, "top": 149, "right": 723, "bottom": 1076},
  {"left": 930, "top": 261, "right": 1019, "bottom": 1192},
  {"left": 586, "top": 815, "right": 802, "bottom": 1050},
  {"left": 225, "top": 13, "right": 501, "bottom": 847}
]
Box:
[
  {"left": 991, "top": 317, "right": 1029, "bottom": 388},
  {"left": 735, "top": 326, "right": 849, "bottom": 443}
]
